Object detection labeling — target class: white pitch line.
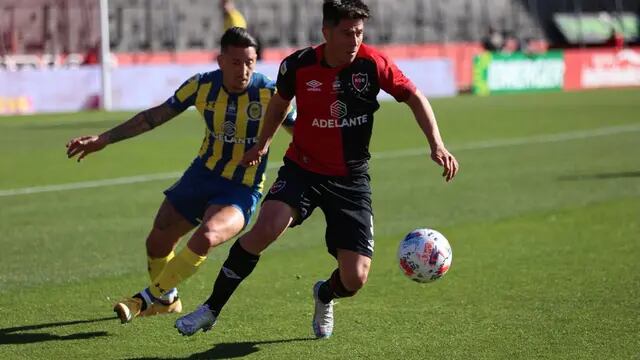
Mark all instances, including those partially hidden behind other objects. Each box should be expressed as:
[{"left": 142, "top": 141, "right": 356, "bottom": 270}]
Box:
[{"left": 1, "top": 124, "right": 639, "bottom": 198}]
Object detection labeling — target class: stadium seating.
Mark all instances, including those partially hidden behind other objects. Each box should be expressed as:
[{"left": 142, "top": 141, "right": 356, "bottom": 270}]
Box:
[
  {"left": 1, "top": 0, "right": 638, "bottom": 69},
  {"left": 0, "top": 0, "right": 565, "bottom": 55}
]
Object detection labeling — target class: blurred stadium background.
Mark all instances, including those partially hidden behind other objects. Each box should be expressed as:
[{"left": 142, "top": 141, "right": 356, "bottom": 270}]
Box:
[{"left": 0, "top": 0, "right": 639, "bottom": 113}]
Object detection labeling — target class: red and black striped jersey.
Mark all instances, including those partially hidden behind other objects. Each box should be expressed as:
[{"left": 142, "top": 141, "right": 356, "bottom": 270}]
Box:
[{"left": 276, "top": 43, "right": 416, "bottom": 177}]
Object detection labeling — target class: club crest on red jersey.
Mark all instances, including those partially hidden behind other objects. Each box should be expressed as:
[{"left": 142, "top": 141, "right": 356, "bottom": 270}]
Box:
[{"left": 351, "top": 73, "right": 369, "bottom": 92}]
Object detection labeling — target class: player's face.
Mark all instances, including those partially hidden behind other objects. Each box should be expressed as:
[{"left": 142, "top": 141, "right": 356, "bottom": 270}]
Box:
[
  {"left": 323, "top": 19, "right": 364, "bottom": 66},
  {"left": 218, "top": 45, "right": 257, "bottom": 93}
]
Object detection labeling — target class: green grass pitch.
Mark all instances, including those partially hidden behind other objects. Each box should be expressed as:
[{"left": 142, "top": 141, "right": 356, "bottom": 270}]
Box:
[{"left": 0, "top": 89, "right": 638, "bottom": 359}]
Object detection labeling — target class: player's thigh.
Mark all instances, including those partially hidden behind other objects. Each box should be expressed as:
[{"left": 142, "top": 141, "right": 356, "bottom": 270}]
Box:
[
  {"left": 263, "top": 158, "right": 319, "bottom": 226},
  {"left": 152, "top": 198, "right": 196, "bottom": 234},
  {"left": 336, "top": 248, "right": 371, "bottom": 290},
  {"left": 322, "top": 177, "right": 374, "bottom": 259},
  {"left": 240, "top": 200, "right": 296, "bottom": 254},
  {"left": 189, "top": 204, "right": 246, "bottom": 251},
  {"left": 147, "top": 198, "right": 196, "bottom": 256}
]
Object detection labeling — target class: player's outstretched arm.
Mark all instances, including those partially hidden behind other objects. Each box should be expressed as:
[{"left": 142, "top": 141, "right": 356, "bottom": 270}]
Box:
[
  {"left": 241, "top": 93, "right": 292, "bottom": 167},
  {"left": 65, "top": 103, "right": 179, "bottom": 162},
  {"left": 405, "top": 89, "right": 459, "bottom": 182}
]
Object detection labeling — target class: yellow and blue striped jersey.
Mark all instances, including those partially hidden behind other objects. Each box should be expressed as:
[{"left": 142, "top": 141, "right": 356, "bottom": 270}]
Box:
[{"left": 165, "top": 70, "right": 295, "bottom": 192}]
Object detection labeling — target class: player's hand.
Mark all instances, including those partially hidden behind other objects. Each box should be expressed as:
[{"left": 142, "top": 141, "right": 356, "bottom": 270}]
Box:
[
  {"left": 241, "top": 146, "right": 267, "bottom": 167},
  {"left": 66, "top": 135, "right": 108, "bottom": 162},
  {"left": 431, "top": 146, "right": 459, "bottom": 182}
]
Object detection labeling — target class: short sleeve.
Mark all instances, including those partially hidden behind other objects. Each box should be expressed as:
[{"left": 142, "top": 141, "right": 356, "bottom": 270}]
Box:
[
  {"left": 276, "top": 56, "right": 296, "bottom": 101},
  {"left": 165, "top": 74, "right": 201, "bottom": 112},
  {"left": 376, "top": 53, "right": 416, "bottom": 102},
  {"left": 266, "top": 78, "right": 296, "bottom": 128}
]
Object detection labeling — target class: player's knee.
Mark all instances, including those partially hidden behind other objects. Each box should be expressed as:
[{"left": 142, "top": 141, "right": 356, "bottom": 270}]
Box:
[
  {"left": 201, "top": 228, "right": 228, "bottom": 249},
  {"left": 248, "top": 220, "right": 283, "bottom": 245},
  {"left": 340, "top": 270, "right": 368, "bottom": 292},
  {"left": 238, "top": 223, "right": 281, "bottom": 255},
  {"left": 146, "top": 228, "right": 177, "bottom": 257}
]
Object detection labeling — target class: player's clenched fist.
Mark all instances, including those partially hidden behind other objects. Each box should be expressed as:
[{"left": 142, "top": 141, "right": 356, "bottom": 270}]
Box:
[{"left": 66, "top": 135, "right": 108, "bottom": 162}]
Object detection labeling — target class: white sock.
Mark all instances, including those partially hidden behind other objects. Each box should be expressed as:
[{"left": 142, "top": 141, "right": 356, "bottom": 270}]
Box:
[{"left": 159, "top": 288, "right": 178, "bottom": 304}]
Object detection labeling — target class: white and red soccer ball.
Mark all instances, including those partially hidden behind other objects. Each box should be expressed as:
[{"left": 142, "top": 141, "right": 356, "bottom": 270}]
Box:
[{"left": 397, "top": 228, "right": 452, "bottom": 283}]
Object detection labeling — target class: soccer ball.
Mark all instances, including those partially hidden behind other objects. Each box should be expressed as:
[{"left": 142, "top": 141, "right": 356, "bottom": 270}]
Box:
[{"left": 397, "top": 228, "right": 452, "bottom": 283}]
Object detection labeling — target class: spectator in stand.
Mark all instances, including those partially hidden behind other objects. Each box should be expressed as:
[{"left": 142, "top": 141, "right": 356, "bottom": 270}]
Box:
[
  {"left": 482, "top": 26, "right": 504, "bottom": 52},
  {"left": 522, "top": 38, "right": 549, "bottom": 55},
  {"left": 220, "top": 0, "right": 247, "bottom": 30},
  {"left": 82, "top": 43, "right": 100, "bottom": 65},
  {"left": 501, "top": 32, "right": 521, "bottom": 54},
  {"left": 606, "top": 30, "right": 625, "bottom": 50},
  {"left": 219, "top": 0, "right": 262, "bottom": 60}
]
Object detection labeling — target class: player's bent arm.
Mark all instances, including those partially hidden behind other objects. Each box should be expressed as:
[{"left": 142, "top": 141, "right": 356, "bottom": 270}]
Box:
[
  {"left": 404, "top": 89, "right": 445, "bottom": 151},
  {"left": 101, "top": 103, "right": 180, "bottom": 145},
  {"left": 255, "top": 93, "right": 292, "bottom": 154}
]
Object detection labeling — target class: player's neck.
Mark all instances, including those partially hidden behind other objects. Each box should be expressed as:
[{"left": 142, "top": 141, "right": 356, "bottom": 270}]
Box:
[{"left": 322, "top": 45, "right": 354, "bottom": 68}]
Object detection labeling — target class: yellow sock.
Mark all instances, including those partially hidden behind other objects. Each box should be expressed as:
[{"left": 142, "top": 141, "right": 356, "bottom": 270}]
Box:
[
  {"left": 147, "top": 251, "right": 175, "bottom": 283},
  {"left": 149, "top": 247, "right": 206, "bottom": 298}
]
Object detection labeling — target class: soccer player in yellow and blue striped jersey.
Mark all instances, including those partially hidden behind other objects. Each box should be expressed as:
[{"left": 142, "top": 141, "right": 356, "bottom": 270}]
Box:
[{"left": 66, "top": 27, "right": 294, "bottom": 323}]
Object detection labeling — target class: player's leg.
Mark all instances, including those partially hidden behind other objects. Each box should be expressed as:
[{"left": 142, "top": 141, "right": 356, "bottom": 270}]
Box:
[
  {"left": 175, "top": 159, "right": 314, "bottom": 336},
  {"left": 112, "top": 198, "right": 195, "bottom": 323},
  {"left": 319, "top": 249, "right": 371, "bottom": 298},
  {"left": 114, "top": 162, "right": 210, "bottom": 323},
  {"left": 206, "top": 199, "right": 295, "bottom": 308},
  {"left": 175, "top": 199, "right": 295, "bottom": 336},
  {"left": 140, "top": 198, "right": 197, "bottom": 316},
  {"left": 146, "top": 204, "right": 246, "bottom": 302},
  {"left": 145, "top": 180, "right": 261, "bottom": 309},
  {"left": 116, "top": 204, "right": 246, "bottom": 323},
  {"left": 146, "top": 198, "right": 196, "bottom": 288},
  {"left": 312, "top": 175, "right": 374, "bottom": 338},
  {"left": 312, "top": 251, "right": 372, "bottom": 339}
]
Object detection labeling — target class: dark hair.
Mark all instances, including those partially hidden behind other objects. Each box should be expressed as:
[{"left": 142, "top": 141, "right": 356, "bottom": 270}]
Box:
[
  {"left": 322, "top": 0, "right": 370, "bottom": 27},
  {"left": 220, "top": 27, "right": 259, "bottom": 52}
]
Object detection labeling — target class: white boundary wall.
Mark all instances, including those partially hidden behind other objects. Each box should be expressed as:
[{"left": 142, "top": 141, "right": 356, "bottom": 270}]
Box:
[{"left": 0, "top": 59, "right": 457, "bottom": 115}]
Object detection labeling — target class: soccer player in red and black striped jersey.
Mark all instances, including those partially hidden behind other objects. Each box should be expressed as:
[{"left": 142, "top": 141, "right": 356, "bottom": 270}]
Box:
[{"left": 176, "top": 0, "right": 459, "bottom": 338}]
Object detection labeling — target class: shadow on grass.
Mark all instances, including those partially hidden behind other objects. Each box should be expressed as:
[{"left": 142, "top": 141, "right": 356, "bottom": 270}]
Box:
[
  {"left": 558, "top": 171, "right": 640, "bottom": 181},
  {"left": 0, "top": 316, "right": 115, "bottom": 345},
  {"left": 129, "top": 337, "right": 316, "bottom": 360}
]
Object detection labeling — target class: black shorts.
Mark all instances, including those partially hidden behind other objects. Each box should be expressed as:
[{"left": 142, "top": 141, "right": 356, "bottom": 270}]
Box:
[{"left": 264, "top": 158, "right": 374, "bottom": 258}]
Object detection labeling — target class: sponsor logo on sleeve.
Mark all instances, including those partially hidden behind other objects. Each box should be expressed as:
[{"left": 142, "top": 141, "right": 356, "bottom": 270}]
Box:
[{"left": 279, "top": 61, "right": 288, "bottom": 75}]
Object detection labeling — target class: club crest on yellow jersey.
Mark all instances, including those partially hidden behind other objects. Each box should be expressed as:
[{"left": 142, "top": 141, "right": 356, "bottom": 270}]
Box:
[{"left": 246, "top": 101, "right": 262, "bottom": 120}]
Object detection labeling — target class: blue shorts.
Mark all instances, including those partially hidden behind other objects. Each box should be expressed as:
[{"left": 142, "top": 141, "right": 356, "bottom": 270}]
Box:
[{"left": 164, "top": 159, "right": 262, "bottom": 227}]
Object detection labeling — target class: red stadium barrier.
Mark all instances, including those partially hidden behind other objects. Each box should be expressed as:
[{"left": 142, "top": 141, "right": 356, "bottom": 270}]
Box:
[{"left": 564, "top": 47, "right": 640, "bottom": 90}]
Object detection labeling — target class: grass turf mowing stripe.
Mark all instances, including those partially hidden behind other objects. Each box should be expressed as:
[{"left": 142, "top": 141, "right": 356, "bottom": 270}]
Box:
[{"left": 1, "top": 123, "right": 639, "bottom": 197}]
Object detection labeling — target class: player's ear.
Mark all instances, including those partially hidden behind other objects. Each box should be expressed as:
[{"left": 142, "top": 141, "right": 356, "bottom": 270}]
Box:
[
  {"left": 216, "top": 53, "right": 224, "bottom": 69},
  {"left": 322, "top": 26, "right": 330, "bottom": 42}
]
